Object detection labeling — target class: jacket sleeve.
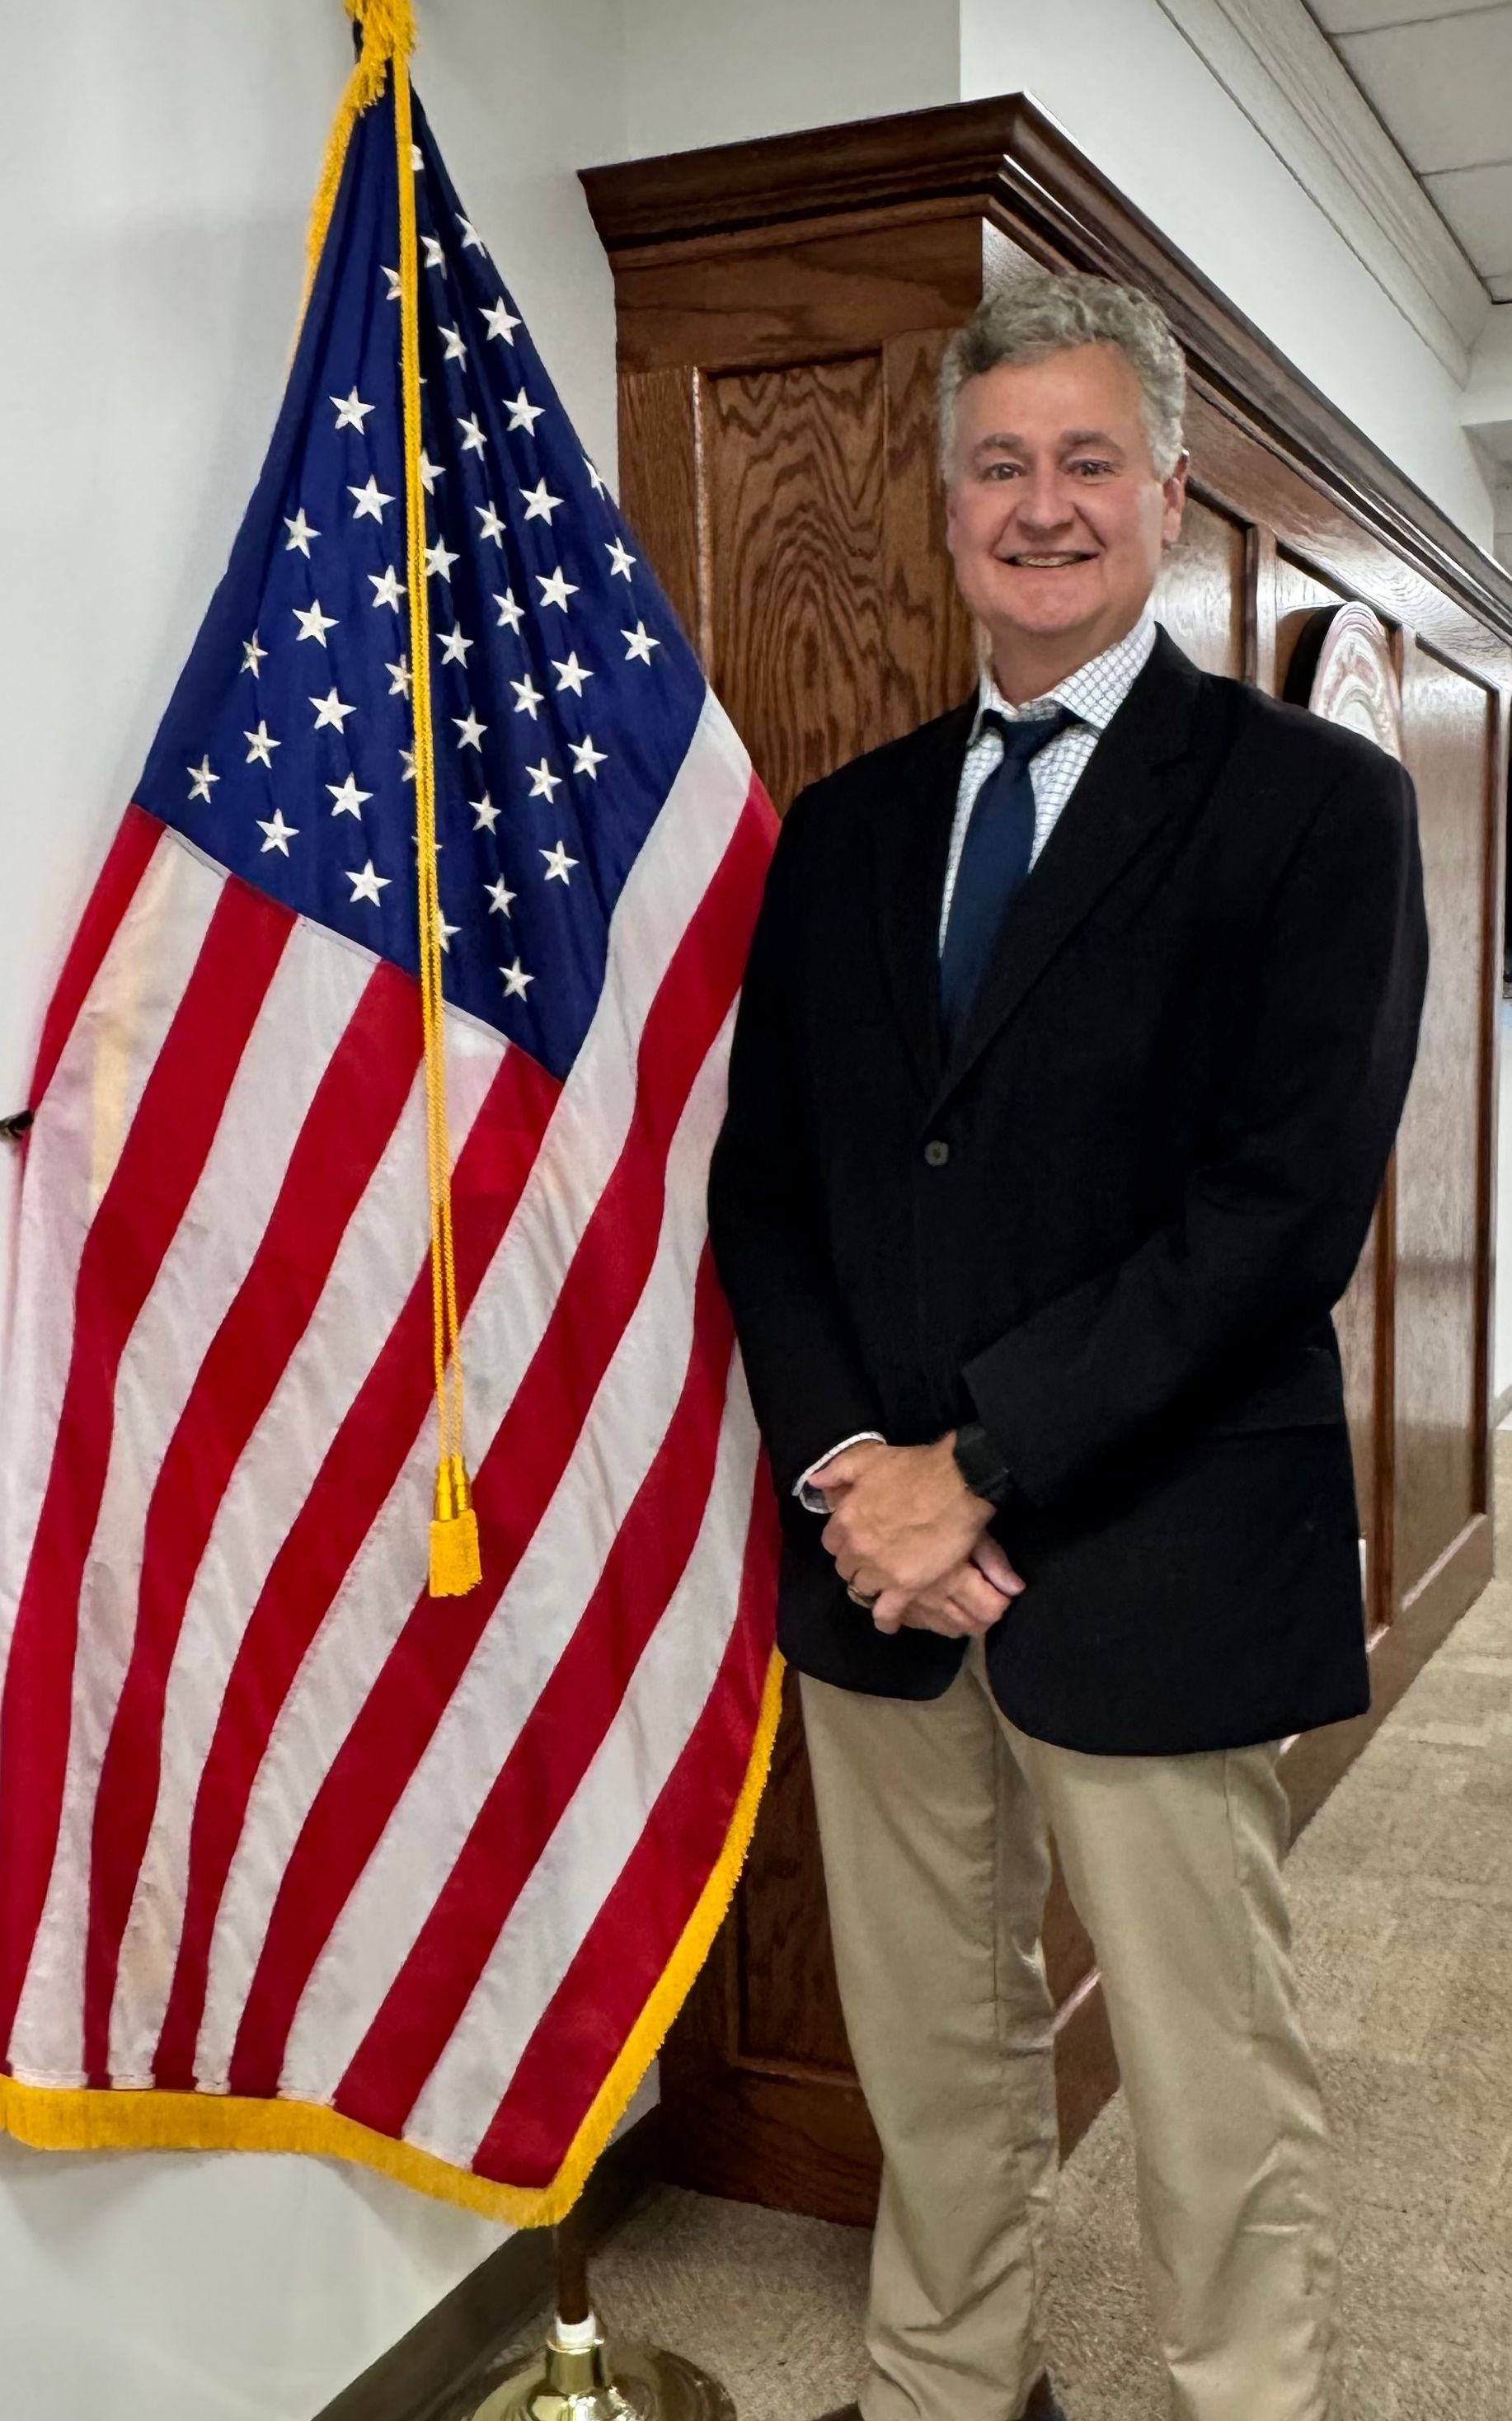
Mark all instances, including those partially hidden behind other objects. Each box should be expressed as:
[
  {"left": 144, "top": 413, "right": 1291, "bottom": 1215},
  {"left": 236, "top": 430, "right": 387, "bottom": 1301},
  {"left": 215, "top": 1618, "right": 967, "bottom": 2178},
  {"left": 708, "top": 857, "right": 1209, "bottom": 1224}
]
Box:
[
  {"left": 707, "top": 794, "right": 886, "bottom": 1496},
  {"left": 963, "top": 749, "right": 1430, "bottom": 1509}
]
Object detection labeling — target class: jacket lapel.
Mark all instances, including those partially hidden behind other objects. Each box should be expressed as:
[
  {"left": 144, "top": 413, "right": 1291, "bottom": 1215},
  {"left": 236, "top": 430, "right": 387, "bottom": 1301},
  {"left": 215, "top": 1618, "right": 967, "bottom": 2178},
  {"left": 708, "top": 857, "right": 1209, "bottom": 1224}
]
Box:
[
  {"left": 870, "top": 695, "right": 977, "bottom": 1099},
  {"left": 930, "top": 627, "right": 1211, "bottom": 1116}
]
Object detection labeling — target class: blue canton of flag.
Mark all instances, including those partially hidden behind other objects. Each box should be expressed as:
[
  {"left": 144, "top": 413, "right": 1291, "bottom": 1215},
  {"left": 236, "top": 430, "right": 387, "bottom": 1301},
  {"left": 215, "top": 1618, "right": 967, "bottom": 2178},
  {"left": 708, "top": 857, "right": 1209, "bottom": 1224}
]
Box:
[{"left": 139, "top": 94, "right": 703, "bottom": 1083}]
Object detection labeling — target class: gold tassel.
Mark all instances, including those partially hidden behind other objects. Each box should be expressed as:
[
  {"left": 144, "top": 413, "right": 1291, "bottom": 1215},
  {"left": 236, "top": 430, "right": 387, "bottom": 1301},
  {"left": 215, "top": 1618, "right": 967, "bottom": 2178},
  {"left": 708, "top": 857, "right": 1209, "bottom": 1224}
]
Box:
[{"left": 430, "top": 1453, "right": 482, "bottom": 1598}]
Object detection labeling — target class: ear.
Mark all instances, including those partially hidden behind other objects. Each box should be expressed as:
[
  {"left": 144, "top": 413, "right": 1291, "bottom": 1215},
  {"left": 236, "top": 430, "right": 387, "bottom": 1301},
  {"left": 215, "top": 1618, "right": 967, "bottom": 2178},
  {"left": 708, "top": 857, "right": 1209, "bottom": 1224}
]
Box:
[{"left": 1162, "top": 451, "right": 1190, "bottom": 545}]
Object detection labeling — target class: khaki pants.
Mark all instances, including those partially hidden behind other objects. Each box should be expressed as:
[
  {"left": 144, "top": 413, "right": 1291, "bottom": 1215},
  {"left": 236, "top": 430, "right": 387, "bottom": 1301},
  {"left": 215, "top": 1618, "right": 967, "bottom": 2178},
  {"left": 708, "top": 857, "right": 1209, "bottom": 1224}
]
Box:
[{"left": 799, "top": 1644, "right": 1338, "bottom": 2421}]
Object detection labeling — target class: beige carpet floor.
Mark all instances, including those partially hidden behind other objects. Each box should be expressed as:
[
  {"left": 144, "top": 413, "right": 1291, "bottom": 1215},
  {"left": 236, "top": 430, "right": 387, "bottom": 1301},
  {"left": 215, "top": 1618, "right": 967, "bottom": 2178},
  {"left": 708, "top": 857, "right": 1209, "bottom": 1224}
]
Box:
[{"left": 498, "top": 1451, "right": 1512, "bottom": 2419}]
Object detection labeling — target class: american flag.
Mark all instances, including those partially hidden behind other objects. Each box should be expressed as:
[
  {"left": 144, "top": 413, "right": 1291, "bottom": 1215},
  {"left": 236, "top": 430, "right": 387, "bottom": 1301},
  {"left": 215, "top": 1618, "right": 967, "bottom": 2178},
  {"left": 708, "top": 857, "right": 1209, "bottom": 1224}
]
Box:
[{"left": 0, "top": 60, "right": 779, "bottom": 2221}]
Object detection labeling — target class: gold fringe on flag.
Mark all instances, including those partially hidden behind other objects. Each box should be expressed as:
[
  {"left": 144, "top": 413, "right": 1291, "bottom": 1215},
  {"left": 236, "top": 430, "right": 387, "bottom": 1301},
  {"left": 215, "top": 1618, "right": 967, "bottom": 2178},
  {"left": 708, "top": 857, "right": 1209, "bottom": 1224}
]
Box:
[{"left": 303, "top": 0, "right": 481, "bottom": 1596}]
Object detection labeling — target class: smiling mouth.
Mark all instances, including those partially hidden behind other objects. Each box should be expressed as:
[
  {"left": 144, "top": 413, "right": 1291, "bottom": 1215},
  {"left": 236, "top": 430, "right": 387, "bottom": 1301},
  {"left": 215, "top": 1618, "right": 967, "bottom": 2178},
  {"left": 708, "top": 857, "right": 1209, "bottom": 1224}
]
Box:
[{"left": 1002, "top": 552, "right": 1096, "bottom": 568}]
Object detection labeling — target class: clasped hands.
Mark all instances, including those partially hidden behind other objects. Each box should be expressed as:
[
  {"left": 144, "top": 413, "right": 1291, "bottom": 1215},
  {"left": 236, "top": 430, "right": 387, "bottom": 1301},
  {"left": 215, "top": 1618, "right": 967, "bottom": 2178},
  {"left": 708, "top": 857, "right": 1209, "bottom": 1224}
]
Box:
[{"left": 815, "top": 1437, "right": 1025, "bottom": 1640}]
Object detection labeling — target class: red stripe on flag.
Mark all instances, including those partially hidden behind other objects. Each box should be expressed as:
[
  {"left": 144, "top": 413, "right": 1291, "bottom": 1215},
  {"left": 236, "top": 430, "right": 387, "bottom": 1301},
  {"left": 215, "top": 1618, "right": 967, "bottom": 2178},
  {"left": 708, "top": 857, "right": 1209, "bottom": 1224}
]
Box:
[
  {"left": 0, "top": 877, "right": 293, "bottom": 2062},
  {"left": 79, "top": 959, "right": 425, "bottom": 2083},
  {"left": 150, "top": 1040, "right": 561, "bottom": 2089},
  {"left": 469, "top": 1466, "right": 779, "bottom": 2189},
  {"left": 223, "top": 797, "right": 771, "bottom": 2099},
  {"left": 31, "top": 806, "right": 164, "bottom": 1106},
  {"left": 330, "top": 1243, "right": 735, "bottom": 2136}
]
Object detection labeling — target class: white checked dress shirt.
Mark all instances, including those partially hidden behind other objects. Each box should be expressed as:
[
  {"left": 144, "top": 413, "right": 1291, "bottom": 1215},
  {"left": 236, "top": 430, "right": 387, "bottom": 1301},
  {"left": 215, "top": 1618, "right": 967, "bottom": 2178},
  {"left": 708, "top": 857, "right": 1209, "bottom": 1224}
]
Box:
[{"left": 797, "top": 606, "right": 1160, "bottom": 1511}]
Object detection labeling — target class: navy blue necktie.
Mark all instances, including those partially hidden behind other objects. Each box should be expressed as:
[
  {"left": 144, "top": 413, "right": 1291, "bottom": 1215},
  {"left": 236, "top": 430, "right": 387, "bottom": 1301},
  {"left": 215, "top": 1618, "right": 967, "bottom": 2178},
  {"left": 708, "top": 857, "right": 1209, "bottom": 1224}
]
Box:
[{"left": 939, "top": 704, "right": 1078, "bottom": 1040}]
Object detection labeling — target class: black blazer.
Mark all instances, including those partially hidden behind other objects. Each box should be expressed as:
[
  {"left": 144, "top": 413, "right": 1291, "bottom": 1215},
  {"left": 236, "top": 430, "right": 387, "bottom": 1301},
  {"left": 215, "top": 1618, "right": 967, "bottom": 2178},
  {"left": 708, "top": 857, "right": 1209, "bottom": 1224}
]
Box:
[{"left": 707, "top": 626, "right": 1430, "bottom": 1755}]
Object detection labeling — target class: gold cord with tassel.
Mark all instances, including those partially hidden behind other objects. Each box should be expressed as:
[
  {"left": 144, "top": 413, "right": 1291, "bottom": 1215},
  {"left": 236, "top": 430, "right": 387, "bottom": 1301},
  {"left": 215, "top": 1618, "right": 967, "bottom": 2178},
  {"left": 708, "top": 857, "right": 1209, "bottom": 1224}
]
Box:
[{"left": 306, "top": 0, "right": 480, "bottom": 1596}]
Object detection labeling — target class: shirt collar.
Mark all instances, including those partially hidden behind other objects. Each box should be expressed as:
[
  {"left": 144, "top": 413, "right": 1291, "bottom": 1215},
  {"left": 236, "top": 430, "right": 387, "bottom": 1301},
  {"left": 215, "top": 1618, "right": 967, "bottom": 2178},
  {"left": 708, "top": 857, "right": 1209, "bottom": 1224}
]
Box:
[{"left": 973, "top": 605, "right": 1158, "bottom": 739}]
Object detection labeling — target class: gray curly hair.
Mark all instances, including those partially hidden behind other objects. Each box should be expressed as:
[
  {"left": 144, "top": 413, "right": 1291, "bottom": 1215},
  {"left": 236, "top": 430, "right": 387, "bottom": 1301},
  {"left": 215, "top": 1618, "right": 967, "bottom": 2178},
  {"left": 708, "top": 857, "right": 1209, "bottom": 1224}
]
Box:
[{"left": 938, "top": 269, "right": 1187, "bottom": 481}]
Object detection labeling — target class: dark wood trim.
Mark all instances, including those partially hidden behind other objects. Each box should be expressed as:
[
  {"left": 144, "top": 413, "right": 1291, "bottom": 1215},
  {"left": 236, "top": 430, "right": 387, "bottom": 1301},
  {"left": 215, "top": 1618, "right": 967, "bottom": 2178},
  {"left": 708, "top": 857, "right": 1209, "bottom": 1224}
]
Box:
[
  {"left": 310, "top": 2114, "right": 661, "bottom": 2421},
  {"left": 581, "top": 95, "right": 1512, "bottom": 651}
]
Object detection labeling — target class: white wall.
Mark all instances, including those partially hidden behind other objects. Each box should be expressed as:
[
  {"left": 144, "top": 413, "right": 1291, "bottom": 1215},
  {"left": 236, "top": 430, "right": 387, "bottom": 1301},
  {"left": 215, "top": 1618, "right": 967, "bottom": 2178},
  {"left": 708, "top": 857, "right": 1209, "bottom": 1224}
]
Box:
[
  {"left": 0, "top": 4, "right": 622, "bottom": 2416},
  {"left": 621, "top": 0, "right": 959, "bottom": 157},
  {"left": 619, "top": 0, "right": 1496, "bottom": 553}
]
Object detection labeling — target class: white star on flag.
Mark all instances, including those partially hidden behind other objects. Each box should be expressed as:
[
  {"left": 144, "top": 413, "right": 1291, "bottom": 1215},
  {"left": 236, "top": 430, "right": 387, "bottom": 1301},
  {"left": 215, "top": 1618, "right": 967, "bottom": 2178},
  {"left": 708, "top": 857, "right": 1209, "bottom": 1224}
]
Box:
[
  {"left": 187, "top": 756, "right": 218, "bottom": 803},
  {"left": 439, "top": 626, "right": 474, "bottom": 665},
  {"left": 526, "top": 758, "right": 561, "bottom": 801},
  {"left": 454, "top": 709, "right": 487, "bottom": 750},
  {"left": 426, "top": 538, "right": 459, "bottom": 582},
  {"left": 327, "top": 774, "right": 371, "bottom": 818},
  {"left": 419, "top": 452, "right": 443, "bottom": 492},
  {"left": 346, "top": 860, "right": 391, "bottom": 905},
  {"left": 242, "top": 633, "right": 266, "bottom": 675},
  {"left": 331, "top": 388, "right": 374, "bottom": 431},
  {"left": 537, "top": 567, "right": 577, "bottom": 612},
  {"left": 284, "top": 510, "right": 319, "bottom": 556},
  {"left": 495, "top": 590, "right": 524, "bottom": 633},
  {"left": 505, "top": 388, "right": 544, "bottom": 434},
  {"left": 350, "top": 476, "right": 393, "bottom": 522},
  {"left": 482, "top": 298, "right": 520, "bottom": 343},
  {"left": 310, "top": 687, "right": 356, "bottom": 732},
  {"left": 552, "top": 653, "right": 592, "bottom": 697},
  {"left": 541, "top": 842, "right": 578, "bottom": 886},
  {"left": 511, "top": 676, "right": 543, "bottom": 720},
  {"left": 382, "top": 264, "right": 401, "bottom": 300},
  {"left": 458, "top": 414, "right": 487, "bottom": 455},
  {"left": 570, "top": 734, "right": 608, "bottom": 779},
  {"left": 622, "top": 621, "right": 660, "bottom": 664},
  {"left": 584, "top": 457, "right": 607, "bottom": 496},
  {"left": 471, "top": 793, "right": 500, "bottom": 832},
  {"left": 422, "top": 233, "right": 445, "bottom": 270},
  {"left": 387, "top": 653, "right": 412, "bottom": 698},
  {"left": 485, "top": 874, "right": 515, "bottom": 913},
  {"left": 500, "top": 957, "right": 534, "bottom": 998},
  {"left": 457, "top": 214, "right": 486, "bottom": 251},
  {"left": 440, "top": 325, "right": 467, "bottom": 363},
  {"left": 521, "top": 479, "right": 561, "bottom": 524},
  {"left": 606, "top": 538, "right": 635, "bottom": 579},
  {"left": 244, "top": 721, "right": 279, "bottom": 767},
  {"left": 257, "top": 809, "right": 298, "bottom": 853},
  {"left": 369, "top": 566, "right": 403, "bottom": 610},
  {"left": 293, "top": 599, "right": 339, "bottom": 646},
  {"left": 477, "top": 502, "right": 505, "bottom": 545}
]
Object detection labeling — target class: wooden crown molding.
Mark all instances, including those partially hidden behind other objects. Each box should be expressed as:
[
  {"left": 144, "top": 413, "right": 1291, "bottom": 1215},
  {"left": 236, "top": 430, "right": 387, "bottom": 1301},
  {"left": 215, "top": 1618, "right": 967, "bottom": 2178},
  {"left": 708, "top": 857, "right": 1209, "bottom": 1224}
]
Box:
[
  {"left": 1152, "top": 0, "right": 1490, "bottom": 381},
  {"left": 580, "top": 95, "right": 1512, "bottom": 648}
]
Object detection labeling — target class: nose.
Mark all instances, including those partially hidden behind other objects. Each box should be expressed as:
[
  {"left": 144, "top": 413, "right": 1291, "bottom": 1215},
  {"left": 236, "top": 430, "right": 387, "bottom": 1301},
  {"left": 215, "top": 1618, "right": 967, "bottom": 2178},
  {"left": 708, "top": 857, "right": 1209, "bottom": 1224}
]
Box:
[{"left": 1011, "top": 470, "right": 1079, "bottom": 536}]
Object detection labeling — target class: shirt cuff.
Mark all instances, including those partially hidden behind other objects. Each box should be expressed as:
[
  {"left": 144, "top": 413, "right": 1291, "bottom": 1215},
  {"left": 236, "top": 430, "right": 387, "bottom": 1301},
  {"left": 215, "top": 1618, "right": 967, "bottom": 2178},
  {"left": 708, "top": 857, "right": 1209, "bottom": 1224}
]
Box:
[{"left": 794, "top": 1432, "right": 887, "bottom": 1514}]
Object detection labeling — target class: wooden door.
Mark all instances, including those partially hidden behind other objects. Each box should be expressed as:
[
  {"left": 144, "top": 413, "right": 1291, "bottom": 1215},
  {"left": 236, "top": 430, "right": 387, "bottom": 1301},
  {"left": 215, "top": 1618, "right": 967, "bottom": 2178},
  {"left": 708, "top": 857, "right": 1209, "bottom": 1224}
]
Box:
[{"left": 585, "top": 96, "right": 1512, "bottom": 2225}]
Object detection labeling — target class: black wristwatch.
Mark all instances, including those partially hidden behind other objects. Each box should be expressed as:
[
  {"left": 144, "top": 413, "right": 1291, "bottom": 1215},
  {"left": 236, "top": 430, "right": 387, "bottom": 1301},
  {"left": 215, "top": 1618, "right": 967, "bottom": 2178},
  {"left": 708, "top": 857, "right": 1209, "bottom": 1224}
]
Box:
[{"left": 951, "top": 1421, "right": 1012, "bottom": 1507}]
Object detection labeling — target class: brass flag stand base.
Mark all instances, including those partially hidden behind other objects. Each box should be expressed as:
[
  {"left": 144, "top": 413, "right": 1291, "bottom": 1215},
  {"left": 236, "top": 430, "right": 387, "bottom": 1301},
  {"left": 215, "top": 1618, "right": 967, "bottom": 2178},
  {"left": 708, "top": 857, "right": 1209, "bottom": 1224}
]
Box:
[{"left": 470, "top": 2215, "right": 736, "bottom": 2421}]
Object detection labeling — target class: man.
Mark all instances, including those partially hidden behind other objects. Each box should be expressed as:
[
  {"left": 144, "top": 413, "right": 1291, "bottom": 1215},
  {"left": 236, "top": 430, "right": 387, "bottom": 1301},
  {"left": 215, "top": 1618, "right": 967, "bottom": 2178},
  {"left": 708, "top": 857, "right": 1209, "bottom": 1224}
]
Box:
[{"left": 707, "top": 269, "right": 1428, "bottom": 2421}]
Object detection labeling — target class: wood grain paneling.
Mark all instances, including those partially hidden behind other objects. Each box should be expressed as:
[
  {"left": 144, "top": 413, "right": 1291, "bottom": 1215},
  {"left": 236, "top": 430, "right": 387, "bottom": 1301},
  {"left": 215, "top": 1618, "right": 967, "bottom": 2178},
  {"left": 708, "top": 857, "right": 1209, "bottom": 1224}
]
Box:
[
  {"left": 584, "top": 94, "right": 1512, "bottom": 2231},
  {"left": 1156, "top": 491, "right": 1246, "bottom": 678},
  {"left": 706, "top": 355, "right": 885, "bottom": 810},
  {"left": 1394, "top": 641, "right": 1499, "bottom": 1605}
]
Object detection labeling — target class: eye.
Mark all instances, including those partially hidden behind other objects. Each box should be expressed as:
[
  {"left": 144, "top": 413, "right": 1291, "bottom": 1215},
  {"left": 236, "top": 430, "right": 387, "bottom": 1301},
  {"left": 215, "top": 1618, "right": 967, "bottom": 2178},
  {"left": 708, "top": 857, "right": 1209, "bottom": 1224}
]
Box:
[
  {"left": 983, "top": 462, "right": 1022, "bottom": 480},
  {"left": 1070, "top": 458, "right": 1115, "bottom": 478}
]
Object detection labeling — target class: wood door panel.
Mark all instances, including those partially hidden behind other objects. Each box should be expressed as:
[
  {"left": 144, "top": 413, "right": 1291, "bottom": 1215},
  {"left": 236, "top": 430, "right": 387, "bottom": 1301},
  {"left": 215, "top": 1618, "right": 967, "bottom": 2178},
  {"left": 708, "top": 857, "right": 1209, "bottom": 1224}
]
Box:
[
  {"left": 1156, "top": 491, "right": 1246, "bottom": 678},
  {"left": 707, "top": 355, "right": 885, "bottom": 811},
  {"left": 1393, "top": 642, "right": 1497, "bottom": 1603},
  {"left": 735, "top": 1680, "right": 853, "bottom": 2071}
]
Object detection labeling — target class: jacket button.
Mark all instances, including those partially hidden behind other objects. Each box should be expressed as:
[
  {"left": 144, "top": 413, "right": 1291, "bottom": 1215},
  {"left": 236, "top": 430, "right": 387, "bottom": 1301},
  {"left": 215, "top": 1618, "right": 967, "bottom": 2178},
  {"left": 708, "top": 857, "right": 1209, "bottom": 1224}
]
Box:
[{"left": 923, "top": 1138, "right": 950, "bottom": 1168}]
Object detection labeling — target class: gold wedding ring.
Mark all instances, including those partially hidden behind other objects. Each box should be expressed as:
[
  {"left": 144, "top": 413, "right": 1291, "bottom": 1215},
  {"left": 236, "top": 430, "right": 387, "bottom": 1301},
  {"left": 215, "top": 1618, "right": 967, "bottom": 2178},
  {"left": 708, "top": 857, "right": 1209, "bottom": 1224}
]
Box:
[{"left": 846, "top": 1582, "right": 880, "bottom": 1608}]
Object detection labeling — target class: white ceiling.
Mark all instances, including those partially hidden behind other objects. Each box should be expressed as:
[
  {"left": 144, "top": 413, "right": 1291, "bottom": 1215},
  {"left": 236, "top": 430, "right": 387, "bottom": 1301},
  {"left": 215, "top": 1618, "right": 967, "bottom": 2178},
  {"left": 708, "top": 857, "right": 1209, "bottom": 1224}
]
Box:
[{"left": 1305, "top": 2, "right": 1512, "bottom": 299}]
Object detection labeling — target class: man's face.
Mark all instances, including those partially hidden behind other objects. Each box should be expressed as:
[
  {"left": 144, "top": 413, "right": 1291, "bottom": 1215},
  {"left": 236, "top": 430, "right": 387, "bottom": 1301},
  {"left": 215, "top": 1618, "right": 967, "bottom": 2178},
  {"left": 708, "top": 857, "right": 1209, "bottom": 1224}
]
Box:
[{"left": 943, "top": 342, "right": 1186, "bottom": 667}]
